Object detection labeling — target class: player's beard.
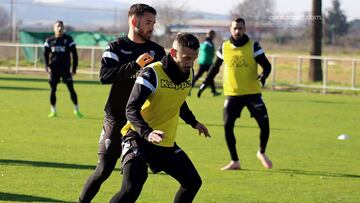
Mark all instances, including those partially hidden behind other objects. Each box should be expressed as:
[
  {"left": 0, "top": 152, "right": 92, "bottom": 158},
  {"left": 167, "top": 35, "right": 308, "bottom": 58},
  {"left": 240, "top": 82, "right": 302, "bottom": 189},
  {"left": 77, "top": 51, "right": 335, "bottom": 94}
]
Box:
[
  {"left": 177, "top": 61, "right": 191, "bottom": 73},
  {"left": 233, "top": 33, "right": 243, "bottom": 41},
  {"left": 135, "top": 27, "right": 152, "bottom": 41}
]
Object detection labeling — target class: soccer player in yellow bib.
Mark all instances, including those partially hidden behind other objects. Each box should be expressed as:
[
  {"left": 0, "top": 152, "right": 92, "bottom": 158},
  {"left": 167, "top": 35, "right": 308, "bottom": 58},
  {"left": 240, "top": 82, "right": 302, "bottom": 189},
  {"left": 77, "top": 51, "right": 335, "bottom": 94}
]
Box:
[
  {"left": 110, "top": 32, "right": 210, "bottom": 203},
  {"left": 198, "top": 17, "right": 273, "bottom": 170}
]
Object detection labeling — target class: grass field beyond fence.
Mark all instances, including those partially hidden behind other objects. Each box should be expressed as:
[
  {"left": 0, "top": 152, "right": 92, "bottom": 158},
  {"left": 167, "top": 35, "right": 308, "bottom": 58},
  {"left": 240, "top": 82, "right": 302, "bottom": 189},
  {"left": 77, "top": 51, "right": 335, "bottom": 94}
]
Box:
[{"left": 0, "top": 73, "right": 359, "bottom": 203}]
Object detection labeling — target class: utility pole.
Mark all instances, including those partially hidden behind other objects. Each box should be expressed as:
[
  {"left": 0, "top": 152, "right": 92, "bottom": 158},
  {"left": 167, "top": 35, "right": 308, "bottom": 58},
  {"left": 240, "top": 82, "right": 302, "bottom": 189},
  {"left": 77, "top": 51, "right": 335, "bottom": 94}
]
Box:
[
  {"left": 10, "top": 0, "right": 17, "bottom": 42},
  {"left": 309, "top": 0, "right": 323, "bottom": 81}
]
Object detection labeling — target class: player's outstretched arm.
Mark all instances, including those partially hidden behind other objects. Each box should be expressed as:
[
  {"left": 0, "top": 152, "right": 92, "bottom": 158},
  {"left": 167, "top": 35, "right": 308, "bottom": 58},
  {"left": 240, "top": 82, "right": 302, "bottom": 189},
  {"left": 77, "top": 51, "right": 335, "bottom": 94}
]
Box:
[{"left": 194, "top": 122, "right": 211, "bottom": 138}]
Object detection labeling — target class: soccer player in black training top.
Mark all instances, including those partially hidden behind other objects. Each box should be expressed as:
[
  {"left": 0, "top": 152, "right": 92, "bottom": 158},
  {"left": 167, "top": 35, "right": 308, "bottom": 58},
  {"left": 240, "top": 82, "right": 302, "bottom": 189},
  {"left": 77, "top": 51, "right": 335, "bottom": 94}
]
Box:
[
  {"left": 110, "top": 32, "right": 210, "bottom": 203},
  {"left": 44, "top": 20, "right": 83, "bottom": 118},
  {"left": 78, "top": 4, "right": 165, "bottom": 203}
]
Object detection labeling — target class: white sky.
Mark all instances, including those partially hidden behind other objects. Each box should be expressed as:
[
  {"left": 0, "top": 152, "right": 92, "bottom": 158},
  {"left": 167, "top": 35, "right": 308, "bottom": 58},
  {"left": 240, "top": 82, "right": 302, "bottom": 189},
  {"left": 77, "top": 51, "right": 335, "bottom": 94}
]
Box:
[
  {"left": 117, "top": 0, "right": 360, "bottom": 20},
  {"left": 32, "top": 0, "right": 360, "bottom": 20}
]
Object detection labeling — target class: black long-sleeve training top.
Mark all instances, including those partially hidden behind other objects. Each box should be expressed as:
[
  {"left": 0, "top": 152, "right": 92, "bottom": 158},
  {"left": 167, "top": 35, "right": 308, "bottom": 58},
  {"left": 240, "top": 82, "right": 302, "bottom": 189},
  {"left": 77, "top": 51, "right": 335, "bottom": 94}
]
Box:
[
  {"left": 44, "top": 34, "right": 78, "bottom": 73},
  {"left": 99, "top": 36, "right": 166, "bottom": 118}
]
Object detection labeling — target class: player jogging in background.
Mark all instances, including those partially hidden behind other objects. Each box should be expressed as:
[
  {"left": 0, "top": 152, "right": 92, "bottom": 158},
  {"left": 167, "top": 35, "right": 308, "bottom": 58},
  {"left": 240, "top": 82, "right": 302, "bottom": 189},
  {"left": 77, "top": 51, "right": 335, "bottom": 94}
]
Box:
[{"left": 192, "top": 29, "right": 220, "bottom": 96}]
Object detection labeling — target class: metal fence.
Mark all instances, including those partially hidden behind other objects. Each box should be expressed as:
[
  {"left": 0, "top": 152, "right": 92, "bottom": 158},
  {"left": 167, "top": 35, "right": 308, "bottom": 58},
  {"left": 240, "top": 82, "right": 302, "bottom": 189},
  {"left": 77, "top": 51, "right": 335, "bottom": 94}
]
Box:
[
  {"left": 268, "top": 55, "right": 360, "bottom": 92},
  {"left": 0, "top": 43, "right": 103, "bottom": 79},
  {"left": 0, "top": 43, "right": 359, "bottom": 91}
]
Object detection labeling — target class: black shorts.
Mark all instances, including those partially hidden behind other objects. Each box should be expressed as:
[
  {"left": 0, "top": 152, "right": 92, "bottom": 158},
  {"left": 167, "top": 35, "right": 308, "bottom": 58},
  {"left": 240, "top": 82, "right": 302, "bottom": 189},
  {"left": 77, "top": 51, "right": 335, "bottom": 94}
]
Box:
[
  {"left": 224, "top": 94, "right": 268, "bottom": 120},
  {"left": 121, "top": 130, "right": 190, "bottom": 174},
  {"left": 48, "top": 71, "right": 73, "bottom": 84},
  {"left": 98, "top": 114, "right": 127, "bottom": 157}
]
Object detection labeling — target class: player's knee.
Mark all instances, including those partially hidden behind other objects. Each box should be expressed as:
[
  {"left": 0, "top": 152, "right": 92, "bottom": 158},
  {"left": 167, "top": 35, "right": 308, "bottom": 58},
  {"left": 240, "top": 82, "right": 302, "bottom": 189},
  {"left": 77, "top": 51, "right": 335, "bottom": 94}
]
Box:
[
  {"left": 183, "top": 174, "right": 202, "bottom": 192},
  {"left": 93, "top": 164, "right": 112, "bottom": 181},
  {"left": 122, "top": 177, "right": 147, "bottom": 197},
  {"left": 192, "top": 176, "right": 202, "bottom": 191},
  {"left": 224, "top": 122, "right": 235, "bottom": 136},
  {"left": 224, "top": 117, "right": 235, "bottom": 129},
  {"left": 259, "top": 117, "right": 269, "bottom": 130}
]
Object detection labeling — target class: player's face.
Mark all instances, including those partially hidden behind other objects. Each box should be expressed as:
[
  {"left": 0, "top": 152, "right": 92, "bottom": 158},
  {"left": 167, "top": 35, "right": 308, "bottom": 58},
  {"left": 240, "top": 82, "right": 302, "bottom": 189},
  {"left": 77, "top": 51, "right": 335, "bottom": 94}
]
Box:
[
  {"left": 135, "top": 12, "right": 156, "bottom": 41},
  {"left": 230, "top": 21, "right": 246, "bottom": 40},
  {"left": 53, "top": 22, "right": 64, "bottom": 37},
  {"left": 171, "top": 46, "right": 199, "bottom": 73}
]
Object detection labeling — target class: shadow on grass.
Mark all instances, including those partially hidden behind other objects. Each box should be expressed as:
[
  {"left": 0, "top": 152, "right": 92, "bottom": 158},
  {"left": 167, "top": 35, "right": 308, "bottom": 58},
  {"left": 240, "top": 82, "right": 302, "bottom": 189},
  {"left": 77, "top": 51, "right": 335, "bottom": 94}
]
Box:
[
  {"left": 179, "top": 122, "right": 256, "bottom": 128},
  {"left": 0, "top": 159, "right": 120, "bottom": 171},
  {"left": 0, "top": 86, "right": 48, "bottom": 91},
  {"left": 0, "top": 192, "right": 75, "bottom": 202},
  {"left": 80, "top": 116, "right": 104, "bottom": 121},
  {"left": 0, "top": 76, "right": 99, "bottom": 85},
  {"left": 308, "top": 100, "right": 350, "bottom": 105},
  {"left": 264, "top": 168, "right": 360, "bottom": 179},
  {"left": 179, "top": 122, "right": 287, "bottom": 131},
  {"left": 273, "top": 96, "right": 352, "bottom": 105}
]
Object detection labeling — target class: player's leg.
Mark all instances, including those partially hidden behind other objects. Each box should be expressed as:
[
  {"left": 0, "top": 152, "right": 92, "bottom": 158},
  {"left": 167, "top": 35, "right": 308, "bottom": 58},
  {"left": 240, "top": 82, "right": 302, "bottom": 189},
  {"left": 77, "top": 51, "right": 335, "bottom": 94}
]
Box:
[
  {"left": 110, "top": 132, "right": 148, "bottom": 203},
  {"left": 221, "top": 96, "right": 243, "bottom": 170},
  {"left": 161, "top": 145, "right": 202, "bottom": 203},
  {"left": 78, "top": 116, "right": 123, "bottom": 202},
  {"left": 48, "top": 73, "right": 59, "bottom": 117},
  {"left": 110, "top": 159, "right": 148, "bottom": 203},
  {"left": 209, "top": 79, "right": 220, "bottom": 96},
  {"left": 192, "top": 64, "right": 208, "bottom": 87},
  {"left": 78, "top": 154, "right": 118, "bottom": 203},
  {"left": 63, "top": 73, "right": 78, "bottom": 104},
  {"left": 63, "top": 73, "right": 83, "bottom": 117},
  {"left": 247, "top": 94, "right": 272, "bottom": 169}
]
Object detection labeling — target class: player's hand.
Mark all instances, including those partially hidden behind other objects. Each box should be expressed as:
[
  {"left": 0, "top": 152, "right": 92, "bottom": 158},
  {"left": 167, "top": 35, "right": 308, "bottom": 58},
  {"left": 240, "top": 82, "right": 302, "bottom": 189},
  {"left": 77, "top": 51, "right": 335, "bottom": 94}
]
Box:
[
  {"left": 45, "top": 66, "right": 51, "bottom": 73},
  {"left": 257, "top": 73, "right": 267, "bottom": 87},
  {"left": 136, "top": 53, "right": 154, "bottom": 68},
  {"left": 147, "top": 130, "right": 164, "bottom": 144},
  {"left": 72, "top": 71, "right": 76, "bottom": 76},
  {"left": 197, "top": 83, "right": 207, "bottom": 98},
  {"left": 194, "top": 122, "right": 210, "bottom": 138}
]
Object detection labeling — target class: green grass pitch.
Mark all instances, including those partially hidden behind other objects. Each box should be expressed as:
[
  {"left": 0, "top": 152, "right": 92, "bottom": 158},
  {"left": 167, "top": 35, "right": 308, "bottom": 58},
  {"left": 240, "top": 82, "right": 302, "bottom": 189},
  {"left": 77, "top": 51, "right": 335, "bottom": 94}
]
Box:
[{"left": 0, "top": 73, "right": 359, "bottom": 202}]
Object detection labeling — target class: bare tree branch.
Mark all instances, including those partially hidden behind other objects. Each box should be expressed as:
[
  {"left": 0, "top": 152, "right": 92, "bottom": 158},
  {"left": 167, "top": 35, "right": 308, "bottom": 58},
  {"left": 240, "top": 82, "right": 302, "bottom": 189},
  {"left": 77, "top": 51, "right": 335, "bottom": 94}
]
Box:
[{"left": 0, "top": 6, "right": 10, "bottom": 31}]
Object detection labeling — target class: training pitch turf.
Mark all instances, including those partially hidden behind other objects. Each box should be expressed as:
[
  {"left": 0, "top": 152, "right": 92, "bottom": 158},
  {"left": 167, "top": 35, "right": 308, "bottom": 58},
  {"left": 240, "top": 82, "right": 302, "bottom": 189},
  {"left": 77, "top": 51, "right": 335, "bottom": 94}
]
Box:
[{"left": 0, "top": 73, "right": 359, "bottom": 202}]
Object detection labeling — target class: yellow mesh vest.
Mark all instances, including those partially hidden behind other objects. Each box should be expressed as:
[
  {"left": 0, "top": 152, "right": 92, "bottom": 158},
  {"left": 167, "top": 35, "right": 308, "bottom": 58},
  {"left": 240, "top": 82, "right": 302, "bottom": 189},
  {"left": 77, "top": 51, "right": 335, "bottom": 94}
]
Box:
[
  {"left": 121, "top": 61, "right": 192, "bottom": 147},
  {"left": 222, "top": 40, "right": 261, "bottom": 96}
]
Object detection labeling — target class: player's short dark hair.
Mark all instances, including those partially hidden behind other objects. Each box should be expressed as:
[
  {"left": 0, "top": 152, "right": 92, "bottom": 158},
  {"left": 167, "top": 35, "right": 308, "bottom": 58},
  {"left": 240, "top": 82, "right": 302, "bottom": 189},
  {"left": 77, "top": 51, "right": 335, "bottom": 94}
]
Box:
[
  {"left": 233, "top": 17, "right": 245, "bottom": 25},
  {"left": 54, "top": 20, "right": 64, "bottom": 26},
  {"left": 175, "top": 32, "right": 200, "bottom": 50},
  {"left": 208, "top": 29, "right": 215, "bottom": 35},
  {"left": 128, "top": 3, "right": 157, "bottom": 17}
]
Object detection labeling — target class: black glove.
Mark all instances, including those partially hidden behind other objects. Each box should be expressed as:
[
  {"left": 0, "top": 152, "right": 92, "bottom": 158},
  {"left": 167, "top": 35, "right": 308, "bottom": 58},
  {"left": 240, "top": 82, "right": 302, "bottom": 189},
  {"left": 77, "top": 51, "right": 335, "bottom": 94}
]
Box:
[
  {"left": 257, "top": 73, "right": 268, "bottom": 87},
  {"left": 197, "top": 83, "right": 207, "bottom": 98}
]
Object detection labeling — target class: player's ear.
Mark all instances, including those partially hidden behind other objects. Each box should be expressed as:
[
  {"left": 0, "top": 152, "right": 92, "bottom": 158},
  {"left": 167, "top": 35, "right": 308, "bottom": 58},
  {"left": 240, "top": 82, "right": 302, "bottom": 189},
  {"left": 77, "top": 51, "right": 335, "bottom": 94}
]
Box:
[
  {"left": 169, "top": 48, "right": 177, "bottom": 58},
  {"left": 131, "top": 17, "right": 137, "bottom": 27}
]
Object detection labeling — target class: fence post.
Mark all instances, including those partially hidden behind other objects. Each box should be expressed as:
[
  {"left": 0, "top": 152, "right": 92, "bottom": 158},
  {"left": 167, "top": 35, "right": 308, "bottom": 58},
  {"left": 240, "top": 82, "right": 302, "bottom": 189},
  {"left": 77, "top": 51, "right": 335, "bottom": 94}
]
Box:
[
  {"left": 322, "top": 58, "right": 328, "bottom": 94},
  {"left": 15, "top": 45, "right": 19, "bottom": 73},
  {"left": 34, "top": 46, "right": 38, "bottom": 69},
  {"left": 91, "top": 47, "right": 95, "bottom": 79},
  {"left": 297, "top": 57, "right": 303, "bottom": 84},
  {"left": 271, "top": 56, "right": 276, "bottom": 90},
  {"left": 351, "top": 60, "right": 356, "bottom": 89}
]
